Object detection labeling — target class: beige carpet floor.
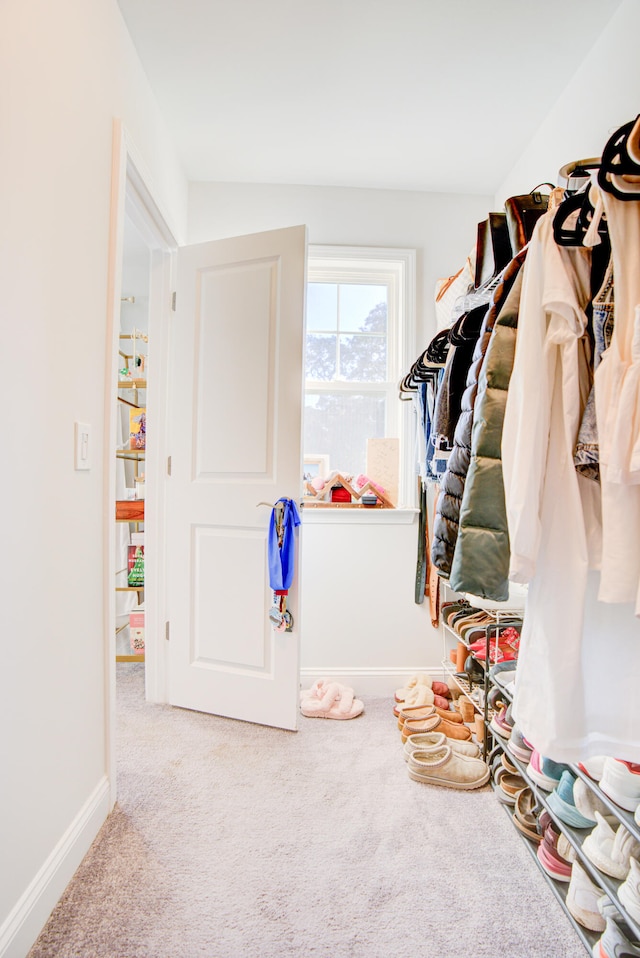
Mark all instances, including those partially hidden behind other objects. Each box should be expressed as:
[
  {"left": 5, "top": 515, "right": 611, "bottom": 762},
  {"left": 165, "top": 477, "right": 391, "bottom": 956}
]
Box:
[{"left": 29, "top": 665, "right": 587, "bottom": 958}]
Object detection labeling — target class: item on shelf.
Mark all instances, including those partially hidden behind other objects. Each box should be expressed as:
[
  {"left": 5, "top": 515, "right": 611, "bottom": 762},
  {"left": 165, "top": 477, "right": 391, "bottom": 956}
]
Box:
[
  {"left": 566, "top": 862, "right": 607, "bottom": 932},
  {"left": 490, "top": 661, "right": 518, "bottom": 690},
  {"left": 582, "top": 811, "right": 640, "bottom": 880},
  {"left": 595, "top": 915, "right": 640, "bottom": 958},
  {"left": 499, "top": 772, "right": 527, "bottom": 804},
  {"left": 509, "top": 726, "right": 533, "bottom": 763},
  {"left": 600, "top": 759, "right": 640, "bottom": 813},
  {"left": 578, "top": 756, "right": 607, "bottom": 782},
  {"left": 127, "top": 545, "right": 145, "bottom": 588},
  {"left": 536, "top": 812, "right": 574, "bottom": 882},
  {"left": 463, "top": 655, "right": 484, "bottom": 684},
  {"left": 573, "top": 777, "right": 616, "bottom": 826},
  {"left": 526, "top": 751, "right": 570, "bottom": 792},
  {"left": 619, "top": 860, "right": 640, "bottom": 929},
  {"left": 402, "top": 731, "right": 480, "bottom": 761},
  {"left": 458, "top": 699, "right": 475, "bottom": 723},
  {"left": 489, "top": 704, "right": 514, "bottom": 739},
  {"left": 456, "top": 641, "right": 469, "bottom": 673},
  {"left": 129, "top": 609, "right": 145, "bottom": 653},
  {"left": 474, "top": 714, "right": 485, "bottom": 743},
  {"left": 129, "top": 407, "right": 146, "bottom": 450},
  {"left": 512, "top": 786, "right": 542, "bottom": 843},
  {"left": 547, "top": 770, "right": 596, "bottom": 829},
  {"left": 406, "top": 745, "right": 490, "bottom": 790}
]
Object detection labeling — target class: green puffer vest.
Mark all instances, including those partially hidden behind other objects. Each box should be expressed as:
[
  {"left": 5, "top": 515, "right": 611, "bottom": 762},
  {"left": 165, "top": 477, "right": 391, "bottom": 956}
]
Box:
[{"left": 448, "top": 264, "right": 525, "bottom": 601}]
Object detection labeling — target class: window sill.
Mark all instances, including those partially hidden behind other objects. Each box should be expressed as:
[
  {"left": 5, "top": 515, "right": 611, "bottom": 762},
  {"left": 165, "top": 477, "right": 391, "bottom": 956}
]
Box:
[{"left": 301, "top": 507, "right": 418, "bottom": 525}]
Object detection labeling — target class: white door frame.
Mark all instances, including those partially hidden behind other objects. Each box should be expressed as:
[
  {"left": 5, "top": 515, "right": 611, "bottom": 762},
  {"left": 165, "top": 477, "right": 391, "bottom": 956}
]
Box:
[{"left": 105, "top": 120, "right": 176, "bottom": 807}]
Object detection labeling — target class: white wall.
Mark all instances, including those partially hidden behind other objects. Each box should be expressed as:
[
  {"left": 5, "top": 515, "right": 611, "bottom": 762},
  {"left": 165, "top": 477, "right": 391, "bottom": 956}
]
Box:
[
  {"left": 0, "top": 1, "right": 187, "bottom": 955},
  {"left": 188, "top": 182, "right": 492, "bottom": 690},
  {"left": 495, "top": 0, "right": 640, "bottom": 205}
]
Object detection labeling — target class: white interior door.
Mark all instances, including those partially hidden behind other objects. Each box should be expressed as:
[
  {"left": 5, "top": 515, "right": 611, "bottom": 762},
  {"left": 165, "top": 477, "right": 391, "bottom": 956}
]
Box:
[{"left": 167, "top": 225, "right": 307, "bottom": 730}]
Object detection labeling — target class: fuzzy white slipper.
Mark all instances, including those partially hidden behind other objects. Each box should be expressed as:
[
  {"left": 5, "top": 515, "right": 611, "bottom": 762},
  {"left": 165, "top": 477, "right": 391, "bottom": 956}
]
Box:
[{"left": 394, "top": 673, "right": 433, "bottom": 703}]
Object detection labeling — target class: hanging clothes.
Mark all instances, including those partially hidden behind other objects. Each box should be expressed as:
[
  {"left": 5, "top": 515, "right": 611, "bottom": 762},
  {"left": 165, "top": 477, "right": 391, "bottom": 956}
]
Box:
[
  {"left": 595, "top": 187, "right": 640, "bottom": 611},
  {"left": 502, "top": 204, "right": 640, "bottom": 763},
  {"left": 268, "top": 498, "right": 301, "bottom": 592}
]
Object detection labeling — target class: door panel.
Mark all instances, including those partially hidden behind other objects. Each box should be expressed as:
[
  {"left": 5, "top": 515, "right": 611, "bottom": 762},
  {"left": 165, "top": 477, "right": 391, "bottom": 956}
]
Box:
[{"left": 167, "top": 225, "right": 307, "bottom": 730}]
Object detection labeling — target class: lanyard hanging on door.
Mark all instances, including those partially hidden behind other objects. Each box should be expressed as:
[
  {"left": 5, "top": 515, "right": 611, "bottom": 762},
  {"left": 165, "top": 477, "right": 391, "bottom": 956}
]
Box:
[{"left": 267, "top": 497, "right": 301, "bottom": 631}]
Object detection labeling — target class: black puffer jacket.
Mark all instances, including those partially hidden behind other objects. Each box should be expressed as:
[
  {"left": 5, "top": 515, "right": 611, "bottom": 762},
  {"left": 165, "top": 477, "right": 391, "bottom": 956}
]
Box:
[{"left": 431, "top": 253, "right": 526, "bottom": 578}]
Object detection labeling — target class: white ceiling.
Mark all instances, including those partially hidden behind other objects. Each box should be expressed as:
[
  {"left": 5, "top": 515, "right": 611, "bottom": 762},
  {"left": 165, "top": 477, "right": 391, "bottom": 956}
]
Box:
[{"left": 117, "top": 0, "right": 623, "bottom": 194}]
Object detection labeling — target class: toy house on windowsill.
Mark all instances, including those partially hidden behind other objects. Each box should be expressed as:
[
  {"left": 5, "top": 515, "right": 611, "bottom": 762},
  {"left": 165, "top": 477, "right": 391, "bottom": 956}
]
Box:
[{"left": 303, "top": 473, "right": 395, "bottom": 509}]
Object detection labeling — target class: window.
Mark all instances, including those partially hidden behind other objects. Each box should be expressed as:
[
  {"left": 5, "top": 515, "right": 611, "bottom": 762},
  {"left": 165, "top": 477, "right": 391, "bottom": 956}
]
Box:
[{"left": 304, "top": 246, "right": 416, "bottom": 507}]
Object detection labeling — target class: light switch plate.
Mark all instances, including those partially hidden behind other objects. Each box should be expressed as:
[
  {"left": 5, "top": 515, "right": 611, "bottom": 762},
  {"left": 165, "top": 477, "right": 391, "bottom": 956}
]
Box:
[{"left": 74, "top": 421, "right": 91, "bottom": 470}]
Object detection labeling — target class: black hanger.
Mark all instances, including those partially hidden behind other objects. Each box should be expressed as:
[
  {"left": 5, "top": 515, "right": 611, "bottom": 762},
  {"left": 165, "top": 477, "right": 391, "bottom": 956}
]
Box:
[
  {"left": 598, "top": 116, "right": 640, "bottom": 201},
  {"left": 553, "top": 186, "right": 608, "bottom": 247}
]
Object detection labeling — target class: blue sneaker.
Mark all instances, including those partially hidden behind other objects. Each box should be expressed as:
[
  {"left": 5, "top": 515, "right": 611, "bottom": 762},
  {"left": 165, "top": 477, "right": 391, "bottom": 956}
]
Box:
[{"left": 548, "top": 769, "right": 595, "bottom": 829}]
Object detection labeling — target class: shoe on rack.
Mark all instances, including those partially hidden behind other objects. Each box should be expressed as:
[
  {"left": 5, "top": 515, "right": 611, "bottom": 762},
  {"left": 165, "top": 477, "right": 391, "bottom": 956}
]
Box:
[
  {"left": 618, "top": 857, "right": 640, "bottom": 925},
  {"left": 463, "top": 656, "right": 485, "bottom": 684},
  {"left": 397, "top": 704, "right": 463, "bottom": 728},
  {"left": 582, "top": 810, "right": 640, "bottom": 880},
  {"left": 499, "top": 772, "right": 527, "bottom": 801},
  {"left": 577, "top": 756, "right": 607, "bottom": 782},
  {"left": 526, "top": 751, "right": 569, "bottom": 792},
  {"left": 557, "top": 834, "right": 578, "bottom": 864},
  {"left": 407, "top": 745, "right": 490, "bottom": 790},
  {"left": 594, "top": 916, "right": 640, "bottom": 958},
  {"left": 566, "top": 862, "right": 606, "bottom": 932},
  {"left": 573, "top": 777, "right": 617, "bottom": 827},
  {"left": 548, "top": 770, "right": 596, "bottom": 829},
  {"left": 512, "top": 787, "right": 542, "bottom": 843},
  {"left": 600, "top": 759, "right": 640, "bottom": 813},
  {"left": 509, "top": 725, "right": 533, "bottom": 763},
  {"left": 403, "top": 732, "right": 480, "bottom": 761},
  {"left": 536, "top": 818, "right": 573, "bottom": 882},
  {"left": 489, "top": 704, "right": 514, "bottom": 740}
]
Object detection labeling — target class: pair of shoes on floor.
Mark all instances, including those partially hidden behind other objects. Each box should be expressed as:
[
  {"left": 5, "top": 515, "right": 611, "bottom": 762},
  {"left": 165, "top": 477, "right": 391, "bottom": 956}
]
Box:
[
  {"left": 395, "top": 702, "right": 463, "bottom": 731},
  {"left": 403, "top": 731, "right": 480, "bottom": 761},
  {"left": 406, "top": 743, "right": 490, "bottom": 790},
  {"left": 400, "top": 710, "right": 473, "bottom": 743},
  {"left": 394, "top": 674, "right": 451, "bottom": 711},
  {"left": 582, "top": 810, "right": 640, "bottom": 880},
  {"left": 299, "top": 680, "right": 363, "bottom": 720}
]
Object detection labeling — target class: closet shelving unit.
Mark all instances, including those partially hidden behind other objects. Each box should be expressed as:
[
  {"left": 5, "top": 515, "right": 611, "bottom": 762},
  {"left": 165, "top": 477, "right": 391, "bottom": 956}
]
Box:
[
  {"left": 115, "top": 335, "right": 147, "bottom": 663},
  {"left": 486, "top": 662, "right": 640, "bottom": 954},
  {"left": 439, "top": 583, "right": 523, "bottom": 759}
]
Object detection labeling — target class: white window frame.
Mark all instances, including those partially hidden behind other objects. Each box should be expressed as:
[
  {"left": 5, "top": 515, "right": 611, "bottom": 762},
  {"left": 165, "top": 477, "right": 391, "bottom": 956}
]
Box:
[{"left": 305, "top": 245, "right": 416, "bottom": 510}]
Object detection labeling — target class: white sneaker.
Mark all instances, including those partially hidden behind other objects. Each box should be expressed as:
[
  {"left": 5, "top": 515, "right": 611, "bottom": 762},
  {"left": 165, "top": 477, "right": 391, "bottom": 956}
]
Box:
[
  {"left": 574, "top": 778, "right": 616, "bottom": 826},
  {"left": 566, "top": 862, "right": 606, "bottom": 932},
  {"left": 619, "top": 857, "right": 640, "bottom": 925},
  {"left": 583, "top": 811, "right": 640, "bottom": 880},
  {"left": 600, "top": 759, "right": 640, "bottom": 813},
  {"left": 577, "top": 756, "right": 607, "bottom": 782}
]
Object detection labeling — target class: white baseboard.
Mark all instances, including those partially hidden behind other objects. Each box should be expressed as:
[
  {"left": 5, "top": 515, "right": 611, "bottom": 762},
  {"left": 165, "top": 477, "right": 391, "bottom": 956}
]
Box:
[
  {"left": 0, "top": 776, "right": 110, "bottom": 958},
  {"left": 300, "top": 666, "right": 446, "bottom": 697}
]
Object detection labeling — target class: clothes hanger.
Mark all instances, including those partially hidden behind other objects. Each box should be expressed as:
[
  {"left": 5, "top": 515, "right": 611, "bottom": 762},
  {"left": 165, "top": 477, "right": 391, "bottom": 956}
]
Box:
[
  {"left": 598, "top": 116, "right": 640, "bottom": 200},
  {"left": 553, "top": 184, "right": 608, "bottom": 247}
]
